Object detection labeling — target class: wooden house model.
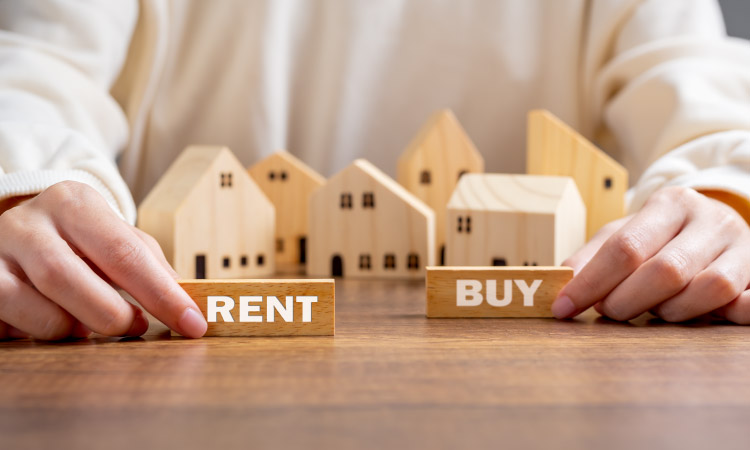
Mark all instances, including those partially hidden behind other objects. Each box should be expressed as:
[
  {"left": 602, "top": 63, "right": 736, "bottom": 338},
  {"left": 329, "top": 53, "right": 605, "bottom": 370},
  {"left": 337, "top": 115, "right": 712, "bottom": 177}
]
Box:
[
  {"left": 308, "top": 159, "right": 435, "bottom": 279},
  {"left": 137, "top": 146, "right": 275, "bottom": 279},
  {"left": 527, "top": 109, "right": 627, "bottom": 239},
  {"left": 445, "top": 174, "right": 585, "bottom": 267},
  {"left": 248, "top": 150, "right": 325, "bottom": 273},
  {"left": 397, "top": 109, "right": 484, "bottom": 264}
]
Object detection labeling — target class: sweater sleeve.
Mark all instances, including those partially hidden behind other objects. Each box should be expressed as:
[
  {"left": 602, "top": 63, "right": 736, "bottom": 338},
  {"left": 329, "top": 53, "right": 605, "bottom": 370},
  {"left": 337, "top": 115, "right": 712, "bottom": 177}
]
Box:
[
  {"left": 582, "top": 0, "right": 750, "bottom": 215},
  {"left": 0, "top": 0, "right": 138, "bottom": 223}
]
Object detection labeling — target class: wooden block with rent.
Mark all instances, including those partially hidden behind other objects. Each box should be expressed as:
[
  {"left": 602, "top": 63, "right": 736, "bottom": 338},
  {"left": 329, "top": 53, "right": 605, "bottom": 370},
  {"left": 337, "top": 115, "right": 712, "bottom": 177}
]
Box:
[
  {"left": 426, "top": 266, "right": 573, "bottom": 318},
  {"left": 176, "top": 279, "right": 335, "bottom": 336}
]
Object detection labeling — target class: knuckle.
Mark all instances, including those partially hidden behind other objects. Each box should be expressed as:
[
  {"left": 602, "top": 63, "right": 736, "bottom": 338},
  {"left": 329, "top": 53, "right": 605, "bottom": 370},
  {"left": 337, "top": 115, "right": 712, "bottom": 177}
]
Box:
[
  {"left": 41, "top": 181, "right": 98, "bottom": 213},
  {"left": 650, "top": 252, "right": 691, "bottom": 289},
  {"left": 149, "top": 281, "right": 182, "bottom": 316},
  {"left": 573, "top": 272, "right": 598, "bottom": 296},
  {"left": 652, "top": 186, "right": 686, "bottom": 203},
  {"left": 727, "top": 309, "right": 750, "bottom": 325},
  {"left": 105, "top": 238, "right": 146, "bottom": 272},
  {"left": 0, "top": 272, "right": 19, "bottom": 299},
  {"left": 667, "top": 186, "right": 695, "bottom": 201},
  {"left": 656, "top": 306, "right": 684, "bottom": 323},
  {"left": 141, "top": 232, "right": 164, "bottom": 255},
  {"left": 95, "top": 302, "right": 133, "bottom": 336},
  {"left": 0, "top": 207, "right": 33, "bottom": 238},
  {"left": 714, "top": 205, "right": 746, "bottom": 234},
  {"left": 701, "top": 269, "right": 742, "bottom": 301},
  {"left": 609, "top": 231, "right": 647, "bottom": 269},
  {"left": 599, "top": 301, "right": 629, "bottom": 322},
  {"left": 33, "top": 254, "right": 72, "bottom": 292},
  {"left": 36, "top": 312, "right": 74, "bottom": 341}
]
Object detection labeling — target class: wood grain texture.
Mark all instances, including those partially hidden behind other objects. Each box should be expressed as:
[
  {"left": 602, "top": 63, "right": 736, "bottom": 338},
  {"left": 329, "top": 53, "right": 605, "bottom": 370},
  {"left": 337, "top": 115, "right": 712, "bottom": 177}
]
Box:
[
  {"left": 308, "top": 159, "right": 435, "bottom": 279},
  {"left": 248, "top": 151, "right": 326, "bottom": 273},
  {"left": 2, "top": 279, "right": 750, "bottom": 450},
  {"left": 138, "top": 146, "right": 275, "bottom": 279},
  {"left": 397, "top": 109, "right": 484, "bottom": 261},
  {"left": 446, "top": 174, "right": 586, "bottom": 267},
  {"left": 426, "top": 266, "right": 573, "bottom": 317},
  {"left": 177, "top": 279, "right": 334, "bottom": 336},
  {"left": 527, "top": 109, "right": 628, "bottom": 239}
]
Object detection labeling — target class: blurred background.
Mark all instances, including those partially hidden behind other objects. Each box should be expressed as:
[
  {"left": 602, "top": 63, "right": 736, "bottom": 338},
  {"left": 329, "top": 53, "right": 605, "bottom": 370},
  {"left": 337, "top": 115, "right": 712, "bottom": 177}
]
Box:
[{"left": 719, "top": 0, "right": 750, "bottom": 39}]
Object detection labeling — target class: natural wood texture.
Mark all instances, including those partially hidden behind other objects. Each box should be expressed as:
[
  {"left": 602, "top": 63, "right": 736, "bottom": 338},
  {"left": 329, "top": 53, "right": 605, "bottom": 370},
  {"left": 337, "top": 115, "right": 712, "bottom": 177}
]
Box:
[
  {"left": 527, "top": 109, "right": 628, "bottom": 239},
  {"left": 397, "top": 109, "right": 484, "bottom": 263},
  {"left": 2, "top": 279, "right": 750, "bottom": 450},
  {"left": 308, "top": 159, "right": 435, "bottom": 279},
  {"left": 248, "top": 151, "right": 326, "bottom": 273},
  {"left": 177, "top": 279, "right": 334, "bottom": 336},
  {"left": 426, "top": 266, "right": 573, "bottom": 318},
  {"left": 446, "top": 174, "right": 586, "bottom": 267},
  {"left": 137, "top": 146, "right": 275, "bottom": 279}
]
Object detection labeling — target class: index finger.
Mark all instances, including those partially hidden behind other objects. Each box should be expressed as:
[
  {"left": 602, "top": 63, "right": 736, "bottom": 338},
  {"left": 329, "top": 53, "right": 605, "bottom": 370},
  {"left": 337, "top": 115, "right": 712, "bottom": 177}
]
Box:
[
  {"left": 551, "top": 190, "right": 688, "bottom": 319},
  {"left": 41, "top": 184, "right": 207, "bottom": 338}
]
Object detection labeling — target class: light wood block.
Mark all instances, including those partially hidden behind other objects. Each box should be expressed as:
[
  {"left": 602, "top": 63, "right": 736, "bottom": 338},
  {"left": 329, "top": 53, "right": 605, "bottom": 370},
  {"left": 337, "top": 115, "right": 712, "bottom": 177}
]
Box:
[
  {"left": 527, "top": 109, "right": 628, "bottom": 239},
  {"left": 248, "top": 150, "right": 326, "bottom": 274},
  {"left": 397, "top": 109, "right": 484, "bottom": 264},
  {"left": 426, "top": 266, "right": 573, "bottom": 318},
  {"left": 446, "top": 174, "right": 586, "bottom": 267},
  {"left": 138, "top": 146, "right": 275, "bottom": 279},
  {"left": 176, "top": 279, "right": 335, "bottom": 336},
  {"left": 308, "top": 159, "right": 435, "bottom": 279}
]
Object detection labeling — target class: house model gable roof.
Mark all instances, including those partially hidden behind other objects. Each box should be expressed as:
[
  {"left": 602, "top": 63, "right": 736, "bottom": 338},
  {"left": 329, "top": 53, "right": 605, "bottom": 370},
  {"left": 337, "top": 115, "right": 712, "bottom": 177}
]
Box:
[
  {"left": 448, "top": 174, "right": 581, "bottom": 214},
  {"left": 528, "top": 109, "right": 624, "bottom": 174},
  {"left": 397, "top": 109, "right": 483, "bottom": 165},
  {"left": 328, "top": 159, "right": 434, "bottom": 219},
  {"left": 139, "top": 146, "right": 270, "bottom": 215},
  {"left": 251, "top": 150, "right": 326, "bottom": 184}
]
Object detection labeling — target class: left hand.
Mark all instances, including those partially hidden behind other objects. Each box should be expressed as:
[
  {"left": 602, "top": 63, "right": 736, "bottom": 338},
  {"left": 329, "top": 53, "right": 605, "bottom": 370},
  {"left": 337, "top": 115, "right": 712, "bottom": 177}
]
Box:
[{"left": 552, "top": 186, "right": 750, "bottom": 323}]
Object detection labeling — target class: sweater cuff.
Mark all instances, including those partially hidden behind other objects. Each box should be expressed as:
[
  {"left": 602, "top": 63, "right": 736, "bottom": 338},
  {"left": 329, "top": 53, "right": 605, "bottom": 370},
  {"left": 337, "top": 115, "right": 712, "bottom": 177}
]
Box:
[{"left": 0, "top": 169, "right": 131, "bottom": 222}]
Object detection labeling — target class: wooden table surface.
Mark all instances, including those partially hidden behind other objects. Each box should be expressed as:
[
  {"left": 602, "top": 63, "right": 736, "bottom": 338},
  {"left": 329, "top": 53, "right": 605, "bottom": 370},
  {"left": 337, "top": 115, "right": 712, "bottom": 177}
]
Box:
[{"left": 2, "top": 278, "right": 750, "bottom": 450}]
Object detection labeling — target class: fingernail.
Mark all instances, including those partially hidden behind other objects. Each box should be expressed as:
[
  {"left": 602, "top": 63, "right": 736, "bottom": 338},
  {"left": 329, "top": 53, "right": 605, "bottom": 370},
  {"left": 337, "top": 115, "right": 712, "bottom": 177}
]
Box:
[
  {"left": 125, "top": 309, "right": 149, "bottom": 337},
  {"left": 178, "top": 308, "right": 207, "bottom": 338},
  {"left": 552, "top": 295, "right": 577, "bottom": 319}
]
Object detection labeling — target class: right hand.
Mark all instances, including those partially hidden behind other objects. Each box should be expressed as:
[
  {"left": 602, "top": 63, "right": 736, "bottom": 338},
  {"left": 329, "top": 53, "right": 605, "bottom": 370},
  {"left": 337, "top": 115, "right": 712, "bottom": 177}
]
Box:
[{"left": 0, "top": 181, "right": 207, "bottom": 340}]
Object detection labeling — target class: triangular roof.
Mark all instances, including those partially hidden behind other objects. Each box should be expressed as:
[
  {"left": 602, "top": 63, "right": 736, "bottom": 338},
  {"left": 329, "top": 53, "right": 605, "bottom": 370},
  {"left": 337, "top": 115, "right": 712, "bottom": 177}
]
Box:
[
  {"left": 249, "top": 150, "right": 326, "bottom": 184},
  {"left": 139, "top": 146, "right": 265, "bottom": 214},
  {"left": 448, "top": 174, "right": 581, "bottom": 214},
  {"left": 398, "top": 109, "right": 483, "bottom": 164},
  {"left": 527, "top": 109, "right": 625, "bottom": 174},
  {"left": 328, "top": 159, "right": 434, "bottom": 218}
]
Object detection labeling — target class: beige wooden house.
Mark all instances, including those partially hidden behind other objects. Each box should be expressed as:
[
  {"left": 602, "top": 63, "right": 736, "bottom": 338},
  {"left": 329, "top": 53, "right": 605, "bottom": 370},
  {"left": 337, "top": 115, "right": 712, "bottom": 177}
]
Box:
[
  {"left": 446, "top": 174, "right": 585, "bottom": 267},
  {"left": 527, "top": 109, "right": 628, "bottom": 239},
  {"left": 248, "top": 150, "right": 325, "bottom": 273},
  {"left": 308, "top": 159, "right": 435, "bottom": 279},
  {"left": 138, "top": 146, "right": 275, "bottom": 279},
  {"left": 397, "top": 109, "right": 484, "bottom": 264}
]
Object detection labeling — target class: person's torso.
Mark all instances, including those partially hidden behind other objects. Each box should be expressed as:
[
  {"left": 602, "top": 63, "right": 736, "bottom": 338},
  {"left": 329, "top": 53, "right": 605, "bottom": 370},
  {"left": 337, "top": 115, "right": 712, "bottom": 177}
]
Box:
[{"left": 125, "top": 0, "right": 588, "bottom": 202}]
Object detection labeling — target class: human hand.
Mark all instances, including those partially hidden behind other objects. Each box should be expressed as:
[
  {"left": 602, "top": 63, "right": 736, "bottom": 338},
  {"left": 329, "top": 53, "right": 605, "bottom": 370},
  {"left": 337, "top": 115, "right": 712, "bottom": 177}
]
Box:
[
  {"left": 0, "top": 181, "right": 207, "bottom": 340},
  {"left": 552, "top": 186, "right": 750, "bottom": 323}
]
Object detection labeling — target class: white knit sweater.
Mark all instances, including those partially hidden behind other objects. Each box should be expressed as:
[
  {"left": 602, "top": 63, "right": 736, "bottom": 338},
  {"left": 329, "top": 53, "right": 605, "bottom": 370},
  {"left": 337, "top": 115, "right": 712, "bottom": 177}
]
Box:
[{"left": 0, "top": 0, "right": 749, "bottom": 224}]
